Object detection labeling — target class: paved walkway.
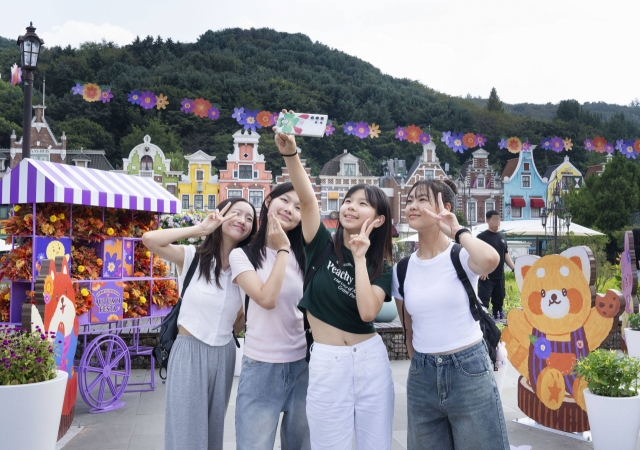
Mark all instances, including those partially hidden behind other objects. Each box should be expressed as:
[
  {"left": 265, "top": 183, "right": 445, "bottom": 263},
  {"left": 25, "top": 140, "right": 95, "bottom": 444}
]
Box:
[{"left": 59, "top": 360, "right": 624, "bottom": 450}]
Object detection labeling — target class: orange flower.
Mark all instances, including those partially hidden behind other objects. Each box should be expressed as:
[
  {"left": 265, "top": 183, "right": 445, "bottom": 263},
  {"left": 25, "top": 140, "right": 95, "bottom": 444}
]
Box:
[
  {"left": 463, "top": 133, "right": 478, "bottom": 149},
  {"left": 405, "top": 125, "right": 423, "bottom": 144},
  {"left": 193, "top": 98, "right": 212, "bottom": 118},
  {"left": 634, "top": 139, "right": 640, "bottom": 154},
  {"left": 256, "top": 111, "right": 274, "bottom": 128},
  {"left": 155, "top": 94, "right": 169, "bottom": 110},
  {"left": 368, "top": 124, "right": 380, "bottom": 138},
  {"left": 82, "top": 83, "right": 101, "bottom": 102},
  {"left": 563, "top": 138, "right": 573, "bottom": 151},
  {"left": 507, "top": 137, "right": 522, "bottom": 154},
  {"left": 592, "top": 136, "right": 607, "bottom": 153}
]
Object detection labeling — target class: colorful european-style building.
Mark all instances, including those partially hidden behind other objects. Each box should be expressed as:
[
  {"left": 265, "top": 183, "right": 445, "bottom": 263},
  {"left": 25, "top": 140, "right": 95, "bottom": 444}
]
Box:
[
  {"left": 177, "top": 150, "right": 220, "bottom": 212},
  {"left": 543, "top": 155, "right": 583, "bottom": 203},
  {"left": 501, "top": 147, "right": 548, "bottom": 220}
]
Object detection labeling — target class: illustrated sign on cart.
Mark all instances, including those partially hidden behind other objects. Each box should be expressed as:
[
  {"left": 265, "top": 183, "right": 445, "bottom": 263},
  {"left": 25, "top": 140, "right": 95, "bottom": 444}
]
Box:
[
  {"left": 91, "top": 281, "right": 124, "bottom": 322},
  {"left": 502, "top": 246, "right": 624, "bottom": 432}
]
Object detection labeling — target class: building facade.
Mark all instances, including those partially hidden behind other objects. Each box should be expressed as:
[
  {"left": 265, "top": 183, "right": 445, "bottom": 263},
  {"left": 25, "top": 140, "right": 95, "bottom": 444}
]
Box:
[
  {"left": 501, "top": 147, "right": 548, "bottom": 221},
  {"left": 177, "top": 150, "right": 220, "bottom": 212},
  {"left": 218, "top": 130, "right": 273, "bottom": 211},
  {"left": 274, "top": 157, "right": 321, "bottom": 209},
  {"left": 456, "top": 148, "right": 503, "bottom": 225},
  {"left": 543, "top": 155, "right": 583, "bottom": 202}
]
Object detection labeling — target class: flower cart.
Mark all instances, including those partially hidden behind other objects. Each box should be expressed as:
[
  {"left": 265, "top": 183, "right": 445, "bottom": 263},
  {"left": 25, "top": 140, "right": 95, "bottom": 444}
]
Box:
[{"left": 0, "top": 159, "right": 179, "bottom": 438}]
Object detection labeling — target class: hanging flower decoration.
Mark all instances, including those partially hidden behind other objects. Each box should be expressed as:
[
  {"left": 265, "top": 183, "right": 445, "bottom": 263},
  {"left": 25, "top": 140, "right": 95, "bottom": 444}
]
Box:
[
  {"left": 450, "top": 133, "right": 467, "bottom": 153},
  {"left": 368, "top": 123, "right": 380, "bottom": 138},
  {"left": 100, "top": 89, "right": 114, "bottom": 104},
  {"left": 193, "top": 98, "right": 212, "bottom": 118},
  {"left": 179, "top": 98, "right": 194, "bottom": 114},
  {"left": 71, "top": 83, "right": 84, "bottom": 95},
  {"left": 207, "top": 107, "right": 220, "bottom": 121},
  {"left": 324, "top": 120, "right": 335, "bottom": 136},
  {"left": 462, "top": 133, "right": 478, "bottom": 149},
  {"left": 634, "top": 139, "right": 640, "bottom": 154},
  {"left": 498, "top": 138, "right": 508, "bottom": 150},
  {"left": 419, "top": 133, "right": 431, "bottom": 145},
  {"left": 82, "top": 83, "right": 101, "bottom": 102},
  {"left": 592, "top": 136, "right": 607, "bottom": 153},
  {"left": 563, "top": 138, "right": 573, "bottom": 151},
  {"left": 10, "top": 63, "right": 22, "bottom": 86},
  {"left": 540, "top": 137, "right": 552, "bottom": 150},
  {"left": 522, "top": 140, "right": 532, "bottom": 152},
  {"left": 354, "top": 122, "right": 370, "bottom": 139},
  {"left": 395, "top": 127, "right": 407, "bottom": 141},
  {"left": 256, "top": 110, "right": 275, "bottom": 128},
  {"left": 615, "top": 139, "right": 625, "bottom": 152},
  {"left": 240, "top": 109, "right": 259, "bottom": 132},
  {"left": 232, "top": 107, "right": 245, "bottom": 120},
  {"left": 344, "top": 122, "right": 356, "bottom": 136},
  {"left": 604, "top": 142, "right": 614, "bottom": 154},
  {"left": 507, "top": 137, "right": 522, "bottom": 154},
  {"left": 550, "top": 137, "right": 564, "bottom": 153},
  {"left": 155, "top": 94, "right": 169, "bottom": 110},
  {"left": 405, "top": 125, "right": 422, "bottom": 144},
  {"left": 476, "top": 134, "right": 486, "bottom": 147},
  {"left": 441, "top": 131, "right": 452, "bottom": 145},
  {"left": 621, "top": 141, "right": 636, "bottom": 159},
  {"left": 128, "top": 90, "right": 141, "bottom": 105},
  {"left": 583, "top": 139, "right": 594, "bottom": 151},
  {"left": 139, "top": 91, "right": 156, "bottom": 110}
]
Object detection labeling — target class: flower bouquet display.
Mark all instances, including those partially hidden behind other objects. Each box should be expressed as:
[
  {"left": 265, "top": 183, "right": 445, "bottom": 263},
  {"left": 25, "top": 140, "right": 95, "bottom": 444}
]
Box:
[
  {"left": 159, "top": 211, "right": 206, "bottom": 244},
  {"left": 123, "top": 280, "right": 150, "bottom": 319},
  {"left": 74, "top": 284, "right": 94, "bottom": 317},
  {"left": 1, "top": 204, "right": 70, "bottom": 239},
  {"left": 0, "top": 240, "right": 33, "bottom": 281},
  {"left": 71, "top": 206, "right": 105, "bottom": 242},
  {"left": 70, "top": 244, "right": 102, "bottom": 280}
]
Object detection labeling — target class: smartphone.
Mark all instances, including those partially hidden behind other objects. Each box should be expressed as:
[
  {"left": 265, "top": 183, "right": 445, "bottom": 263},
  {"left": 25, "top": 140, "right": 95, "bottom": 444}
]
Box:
[{"left": 274, "top": 112, "right": 328, "bottom": 138}]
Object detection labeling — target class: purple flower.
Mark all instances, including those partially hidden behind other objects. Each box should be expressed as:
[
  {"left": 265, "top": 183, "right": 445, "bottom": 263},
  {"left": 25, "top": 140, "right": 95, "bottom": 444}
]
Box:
[
  {"left": 541, "top": 137, "right": 552, "bottom": 150},
  {"left": 533, "top": 336, "right": 551, "bottom": 359},
  {"left": 127, "top": 90, "right": 141, "bottom": 105},
  {"left": 395, "top": 127, "right": 407, "bottom": 141},
  {"left": 419, "top": 133, "right": 431, "bottom": 145},
  {"left": 550, "top": 137, "right": 564, "bottom": 153},
  {"left": 522, "top": 140, "right": 532, "bottom": 152},
  {"left": 105, "top": 252, "right": 122, "bottom": 276},
  {"left": 272, "top": 112, "right": 280, "bottom": 125},
  {"left": 36, "top": 357, "right": 42, "bottom": 363},
  {"left": 180, "top": 98, "right": 195, "bottom": 114},
  {"left": 622, "top": 140, "right": 636, "bottom": 159},
  {"left": 208, "top": 107, "right": 220, "bottom": 120},
  {"left": 616, "top": 139, "right": 625, "bottom": 151},
  {"left": 324, "top": 121, "right": 335, "bottom": 136},
  {"left": 344, "top": 122, "right": 356, "bottom": 136},
  {"left": 476, "top": 134, "right": 486, "bottom": 147},
  {"left": 584, "top": 139, "right": 594, "bottom": 151},
  {"left": 498, "top": 138, "right": 508, "bottom": 149},
  {"left": 100, "top": 89, "right": 114, "bottom": 104},
  {"left": 450, "top": 133, "right": 468, "bottom": 153},
  {"left": 139, "top": 91, "right": 156, "bottom": 110},
  {"left": 604, "top": 143, "right": 614, "bottom": 154},
  {"left": 441, "top": 131, "right": 452, "bottom": 145},
  {"left": 232, "top": 107, "right": 245, "bottom": 121},
  {"left": 71, "top": 83, "right": 84, "bottom": 95},
  {"left": 240, "top": 109, "right": 259, "bottom": 131},
  {"left": 354, "top": 122, "right": 370, "bottom": 139}
]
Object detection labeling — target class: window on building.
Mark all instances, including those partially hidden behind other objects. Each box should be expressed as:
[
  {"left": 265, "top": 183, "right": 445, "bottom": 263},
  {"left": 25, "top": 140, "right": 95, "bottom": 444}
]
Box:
[
  {"left": 328, "top": 198, "right": 339, "bottom": 212},
  {"left": 249, "top": 191, "right": 263, "bottom": 209},
  {"left": 512, "top": 206, "right": 522, "bottom": 218},
  {"left": 75, "top": 161, "right": 86, "bottom": 168},
  {"left": 194, "top": 195, "right": 204, "bottom": 210},
  {"left": 561, "top": 175, "right": 574, "bottom": 190},
  {"left": 524, "top": 163, "right": 530, "bottom": 171},
  {"left": 522, "top": 175, "right": 531, "bottom": 188},
  {"left": 166, "top": 185, "right": 176, "bottom": 196},
  {"left": 181, "top": 195, "right": 190, "bottom": 210},
  {"left": 208, "top": 195, "right": 216, "bottom": 210},
  {"left": 424, "top": 169, "right": 435, "bottom": 179},
  {"left": 228, "top": 190, "right": 243, "bottom": 198},
  {"left": 141, "top": 155, "right": 153, "bottom": 171},
  {"left": 477, "top": 176, "right": 485, "bottom": 188},
  {"left": 485, "top": 201, "right": 495, "bottom": 214},
  {"left": 239, "top": 165, "right": 252, "bottom": 179},
  {"left": 466, "top": 201, "right": 477, "bottom": 224},
  {"left": 344, "top": 163, "right": 356, "bottom": 176},
  {"left": 530, "top": 207, "right": 541, "bottom": 218},
  {"left": 195, "top": 170, "right": 204, "bottom": 182}
]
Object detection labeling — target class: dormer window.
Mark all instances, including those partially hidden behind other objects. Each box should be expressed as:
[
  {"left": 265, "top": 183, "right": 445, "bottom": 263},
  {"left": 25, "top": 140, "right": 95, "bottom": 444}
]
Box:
[
  {"left": 477, "top": 176, "right": 485, "bottom": 188},
  {"left": 141, "top": 155, "right": 153, "bottom": 171},
  {"left": 196, "top": 170, "right": 205, "bottom": 182},
  {"left": 344, "top": 163, "right": 356, "bottom": 176},
  {"left": 523, "top": 162, "right": 530, "bottom": 171}
]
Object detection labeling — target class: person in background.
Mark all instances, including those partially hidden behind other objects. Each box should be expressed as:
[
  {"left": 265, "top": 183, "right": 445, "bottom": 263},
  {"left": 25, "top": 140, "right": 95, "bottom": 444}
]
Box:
[{"left": 476, "top": 210, "right": 515, "bottom": 322}]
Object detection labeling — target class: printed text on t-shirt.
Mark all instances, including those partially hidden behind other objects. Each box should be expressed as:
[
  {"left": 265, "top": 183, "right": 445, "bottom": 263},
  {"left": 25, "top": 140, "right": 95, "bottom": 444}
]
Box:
[{"left": 326, "top": 260, "right": 356, "bottom": 298}]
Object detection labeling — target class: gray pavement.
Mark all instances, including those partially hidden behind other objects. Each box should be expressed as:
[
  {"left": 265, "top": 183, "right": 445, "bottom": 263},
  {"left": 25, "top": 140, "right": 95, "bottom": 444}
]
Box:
[{"left": 59, "top": 360, "right": 620, "bottom": 450}]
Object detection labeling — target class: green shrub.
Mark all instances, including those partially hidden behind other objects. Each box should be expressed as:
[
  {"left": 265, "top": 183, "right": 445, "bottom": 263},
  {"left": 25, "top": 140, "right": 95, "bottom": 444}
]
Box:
[
  {"left": 573, "top": 349, "right": 640, "bottom": 397},
  {"left": 628, "top": 313, "right": 640, "bottom": 332}
]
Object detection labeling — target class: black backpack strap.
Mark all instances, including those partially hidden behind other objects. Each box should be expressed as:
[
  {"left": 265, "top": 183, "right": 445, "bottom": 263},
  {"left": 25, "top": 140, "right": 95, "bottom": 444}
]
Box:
[
  {"left": 395, "top": 256, "right": 411, "bottom": 346},
  {"left": 181, "top": 253, "right": 200, "bottom": 297},
  {"left": 450, "top": 244, "right": 481, "bottom": 321}
]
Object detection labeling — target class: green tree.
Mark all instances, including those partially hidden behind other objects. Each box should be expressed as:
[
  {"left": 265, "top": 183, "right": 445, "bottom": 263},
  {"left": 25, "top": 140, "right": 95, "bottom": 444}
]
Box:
[
  {"left": 119, "top": 117, "right": 182, "bottom": 160},
  {"left": 51, "top": 118, "right": 115, "bottom": 155},
  {"left": 486, "top": 88, "right": 504, "bottom": 113},
  {"left": 555, "top": 100, "right": 581, "bottom": 122}
]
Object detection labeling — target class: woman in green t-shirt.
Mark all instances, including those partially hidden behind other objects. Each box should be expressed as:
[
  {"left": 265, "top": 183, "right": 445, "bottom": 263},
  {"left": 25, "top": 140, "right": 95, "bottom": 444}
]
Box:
[{"left": 274, "top": 120, "right": 395, "bottom": 450}]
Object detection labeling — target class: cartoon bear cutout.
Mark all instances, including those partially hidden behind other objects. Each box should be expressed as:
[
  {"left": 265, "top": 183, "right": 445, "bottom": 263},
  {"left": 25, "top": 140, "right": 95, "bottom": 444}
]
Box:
[
  {"left": 26, "top": 255, "right": 79, "bottom": 440},
  {"left": 502, "top": 246, "right": 623, "bottom": 432}
]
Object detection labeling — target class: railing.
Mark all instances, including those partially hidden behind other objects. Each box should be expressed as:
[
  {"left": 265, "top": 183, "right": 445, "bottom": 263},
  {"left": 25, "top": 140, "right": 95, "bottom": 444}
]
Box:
[{"left": 139, "top": 170, "right": 154, "bottom": 178}]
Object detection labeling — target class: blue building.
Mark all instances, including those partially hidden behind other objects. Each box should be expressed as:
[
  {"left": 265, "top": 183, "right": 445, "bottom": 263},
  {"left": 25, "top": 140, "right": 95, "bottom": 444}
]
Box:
[{"left": 501, "top": 147, "right": 548, "bottom": 220}]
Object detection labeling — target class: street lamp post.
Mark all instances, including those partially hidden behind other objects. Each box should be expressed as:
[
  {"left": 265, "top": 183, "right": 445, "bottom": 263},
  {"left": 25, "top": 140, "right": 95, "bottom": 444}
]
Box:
[
  {"left": 17, "top": 23, "right": 44, "bottom": 160},
  {"left": 540, "top": 182, "right": 571, "bottom": 254}
]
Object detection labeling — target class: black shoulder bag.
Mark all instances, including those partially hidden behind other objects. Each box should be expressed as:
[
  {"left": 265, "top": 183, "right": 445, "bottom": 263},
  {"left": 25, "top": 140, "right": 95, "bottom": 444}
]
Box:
[{"left": 153, "top": 253, "right": 200, "bottom": 380}]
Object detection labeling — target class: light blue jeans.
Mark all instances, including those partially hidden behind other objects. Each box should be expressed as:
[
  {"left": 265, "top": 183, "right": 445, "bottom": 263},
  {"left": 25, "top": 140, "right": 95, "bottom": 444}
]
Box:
[
  {"left": 235, "top": 356, "right": 310, "bottom": 450},
  {"left": 407, "top": 340, "right": 510, "bottom": 450}
]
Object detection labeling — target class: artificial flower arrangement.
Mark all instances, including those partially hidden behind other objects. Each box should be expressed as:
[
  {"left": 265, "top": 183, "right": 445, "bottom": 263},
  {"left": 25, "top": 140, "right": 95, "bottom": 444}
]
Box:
[
  {"left": 0, "top": 325, "right": 58, "bottom": 385},
  {"left": 151, "top": 278, "right": 179, "bottom": 310},
  {"left": 123, "top": 281, "right": 150, "bottom": 319},
  {"left": 0, "top": 284, "right": 10, "bottom": 323},
  {"left": 132, "top": 211, "right": 157, "bottom": 237},
  {"left": 74, "top": 284, "right": 94, "bottom": 317},
  {"left": 71, "top": 206, "right": 105, "bottom": 241},
  {"left": 1, "top": 204, "right": 70, "bottom": 239},
  {"left": 159, "top": 211, "right": 206, "bottom": 245},
  {"left": 70, "top": 245, "right": 102, "bottom": 280},
  {"left": 0, "top": 240, "right": 33, "bottom": 281},
  {"left": 103, "top": 208, "right": 135, "bottom": 238}
]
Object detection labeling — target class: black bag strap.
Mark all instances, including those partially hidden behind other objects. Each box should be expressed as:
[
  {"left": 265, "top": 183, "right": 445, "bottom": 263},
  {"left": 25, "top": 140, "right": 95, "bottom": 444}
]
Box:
[
  {"left": 395, "top": 256, "right": 411, "bottom": 345},
  {"left": 450, "top": 244, "right": 481, "bottom": 321},
  {"left": 180, "top": 253, "right": 200, "bottom": 298}
]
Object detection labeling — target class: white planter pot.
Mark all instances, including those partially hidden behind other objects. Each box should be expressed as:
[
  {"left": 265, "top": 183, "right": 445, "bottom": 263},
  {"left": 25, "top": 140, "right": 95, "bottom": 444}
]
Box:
[
  {"left": 0, "top": 370, "right": 68, "bottom": 450},
  {"left": 625, "top": 328, "right": 640, "bottom": 358},
  {"left": 234, "top": 337, "right": 244, "bottom": 377},
  {"left": 584, "top": 388, "right": 640, "bottom": 450}
]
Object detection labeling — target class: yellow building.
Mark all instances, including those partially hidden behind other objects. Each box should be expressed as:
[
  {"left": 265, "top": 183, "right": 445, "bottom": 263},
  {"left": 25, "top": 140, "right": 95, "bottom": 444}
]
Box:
[
  {"left": 177, "top": 150, "right": 220, "bottom": 212},
  {"left": 543, "top": 155, "right": 583, "bottom": 202}
]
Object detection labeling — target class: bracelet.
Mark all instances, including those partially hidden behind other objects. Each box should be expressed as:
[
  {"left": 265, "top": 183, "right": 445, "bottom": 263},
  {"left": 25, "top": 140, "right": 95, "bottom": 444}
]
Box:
[
  {"left": 281, "top": 151, "right": 298, "bottom": 157},
  {"left": 454, "top": 228, "right": 471, "bottom": 244},
  {"left": 277, "top": 249, "right": 290, "bottom": 254}
]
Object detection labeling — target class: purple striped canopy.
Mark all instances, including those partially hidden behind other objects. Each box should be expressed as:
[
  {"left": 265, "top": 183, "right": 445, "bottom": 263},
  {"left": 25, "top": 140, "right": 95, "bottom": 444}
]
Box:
[{"left": 0, "top": 159, "right": 178, "bottom": 213}]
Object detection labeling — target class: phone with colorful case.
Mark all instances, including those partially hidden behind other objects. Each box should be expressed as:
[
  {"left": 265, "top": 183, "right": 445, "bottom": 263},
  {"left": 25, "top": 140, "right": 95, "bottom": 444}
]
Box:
[{"left": 274, "top": 112, "right": 328, "bottom": 138}]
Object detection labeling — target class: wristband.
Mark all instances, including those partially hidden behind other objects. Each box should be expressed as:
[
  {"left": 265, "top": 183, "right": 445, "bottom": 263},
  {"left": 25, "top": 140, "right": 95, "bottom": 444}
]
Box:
[
  {"left": 281, "top": 151, "right": 298, "bottom": 157},
  {"left": 277, "top": 249, "right": 290, "bottom": 254},
  {"left": 454, "top": 228, "right": 471, "bottom": 244}
]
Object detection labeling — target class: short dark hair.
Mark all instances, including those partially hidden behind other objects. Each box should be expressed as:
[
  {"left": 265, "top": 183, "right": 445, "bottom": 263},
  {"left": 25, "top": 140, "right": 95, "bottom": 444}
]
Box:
[{"left": 486, "top": 210, "right": 500, "bottom": 220}]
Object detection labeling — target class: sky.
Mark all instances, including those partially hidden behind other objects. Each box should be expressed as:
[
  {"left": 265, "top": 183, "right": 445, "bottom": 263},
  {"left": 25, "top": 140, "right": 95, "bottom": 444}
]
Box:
[{"left": 1, "top": 0, "right": 638, "bottom": 106}]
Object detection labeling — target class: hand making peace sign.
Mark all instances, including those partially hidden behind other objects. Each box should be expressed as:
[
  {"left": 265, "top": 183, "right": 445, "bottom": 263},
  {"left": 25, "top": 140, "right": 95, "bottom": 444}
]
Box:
[
  {"left": 348, "top": 218, "right": 381, "bottom": 259},
  {"left": 422, "top": 191, "right": 462, "bottom": 240},
  {"left": 199, "top": 203, "right": 238, "bottom": 235}
]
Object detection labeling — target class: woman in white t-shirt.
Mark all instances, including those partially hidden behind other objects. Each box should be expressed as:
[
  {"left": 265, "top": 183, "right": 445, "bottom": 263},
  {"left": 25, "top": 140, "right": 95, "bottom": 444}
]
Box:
[
  {"left": 141, "top": 198, "right": 257, "bottom": 450},
  {"left": 392, "top": 179, "right": 510, "bottom": 450},
  {"left": 229, "top": 182, "right": 310, "bottom": 450}
]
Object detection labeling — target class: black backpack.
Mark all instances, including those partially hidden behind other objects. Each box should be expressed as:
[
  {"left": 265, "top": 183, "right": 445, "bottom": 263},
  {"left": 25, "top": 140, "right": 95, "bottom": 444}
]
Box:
[
  {"left": 153, "top": 253, "right": 200, "bottom": 380},
  {"left": 396, "top": 243, "right": 502, "bottom": 366},
  {"left": 241, "top": 241, "right": 333, "bottom": 362}
]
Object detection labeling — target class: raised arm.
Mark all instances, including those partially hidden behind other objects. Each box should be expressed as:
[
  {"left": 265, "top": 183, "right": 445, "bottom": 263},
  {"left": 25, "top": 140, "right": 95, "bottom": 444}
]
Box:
[{"left": 274, "top": 128, "right": 320, "bottom": 244}]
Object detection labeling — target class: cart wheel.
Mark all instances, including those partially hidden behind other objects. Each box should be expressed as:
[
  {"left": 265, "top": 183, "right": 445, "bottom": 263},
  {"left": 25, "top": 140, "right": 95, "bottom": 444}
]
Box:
[{"left": 78, "top": 334, "right": 131, "bottom": 413}]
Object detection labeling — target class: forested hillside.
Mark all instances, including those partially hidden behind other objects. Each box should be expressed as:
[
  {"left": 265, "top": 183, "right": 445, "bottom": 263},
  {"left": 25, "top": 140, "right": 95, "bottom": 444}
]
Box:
[{"left": 0, "top": 29, "right": 638, "bottom": 177}]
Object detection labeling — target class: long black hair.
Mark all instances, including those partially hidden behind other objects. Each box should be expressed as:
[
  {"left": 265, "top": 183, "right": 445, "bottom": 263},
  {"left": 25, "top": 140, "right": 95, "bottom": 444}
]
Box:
[
  {"left": 334, "top": 184, "right": 392, "bottom": 281},
  {"left": 196, "top": 197, "right": 257, "bottom": 288},
  {"left": 245, "top": 182, "right": 305, "bottom": 272}
]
